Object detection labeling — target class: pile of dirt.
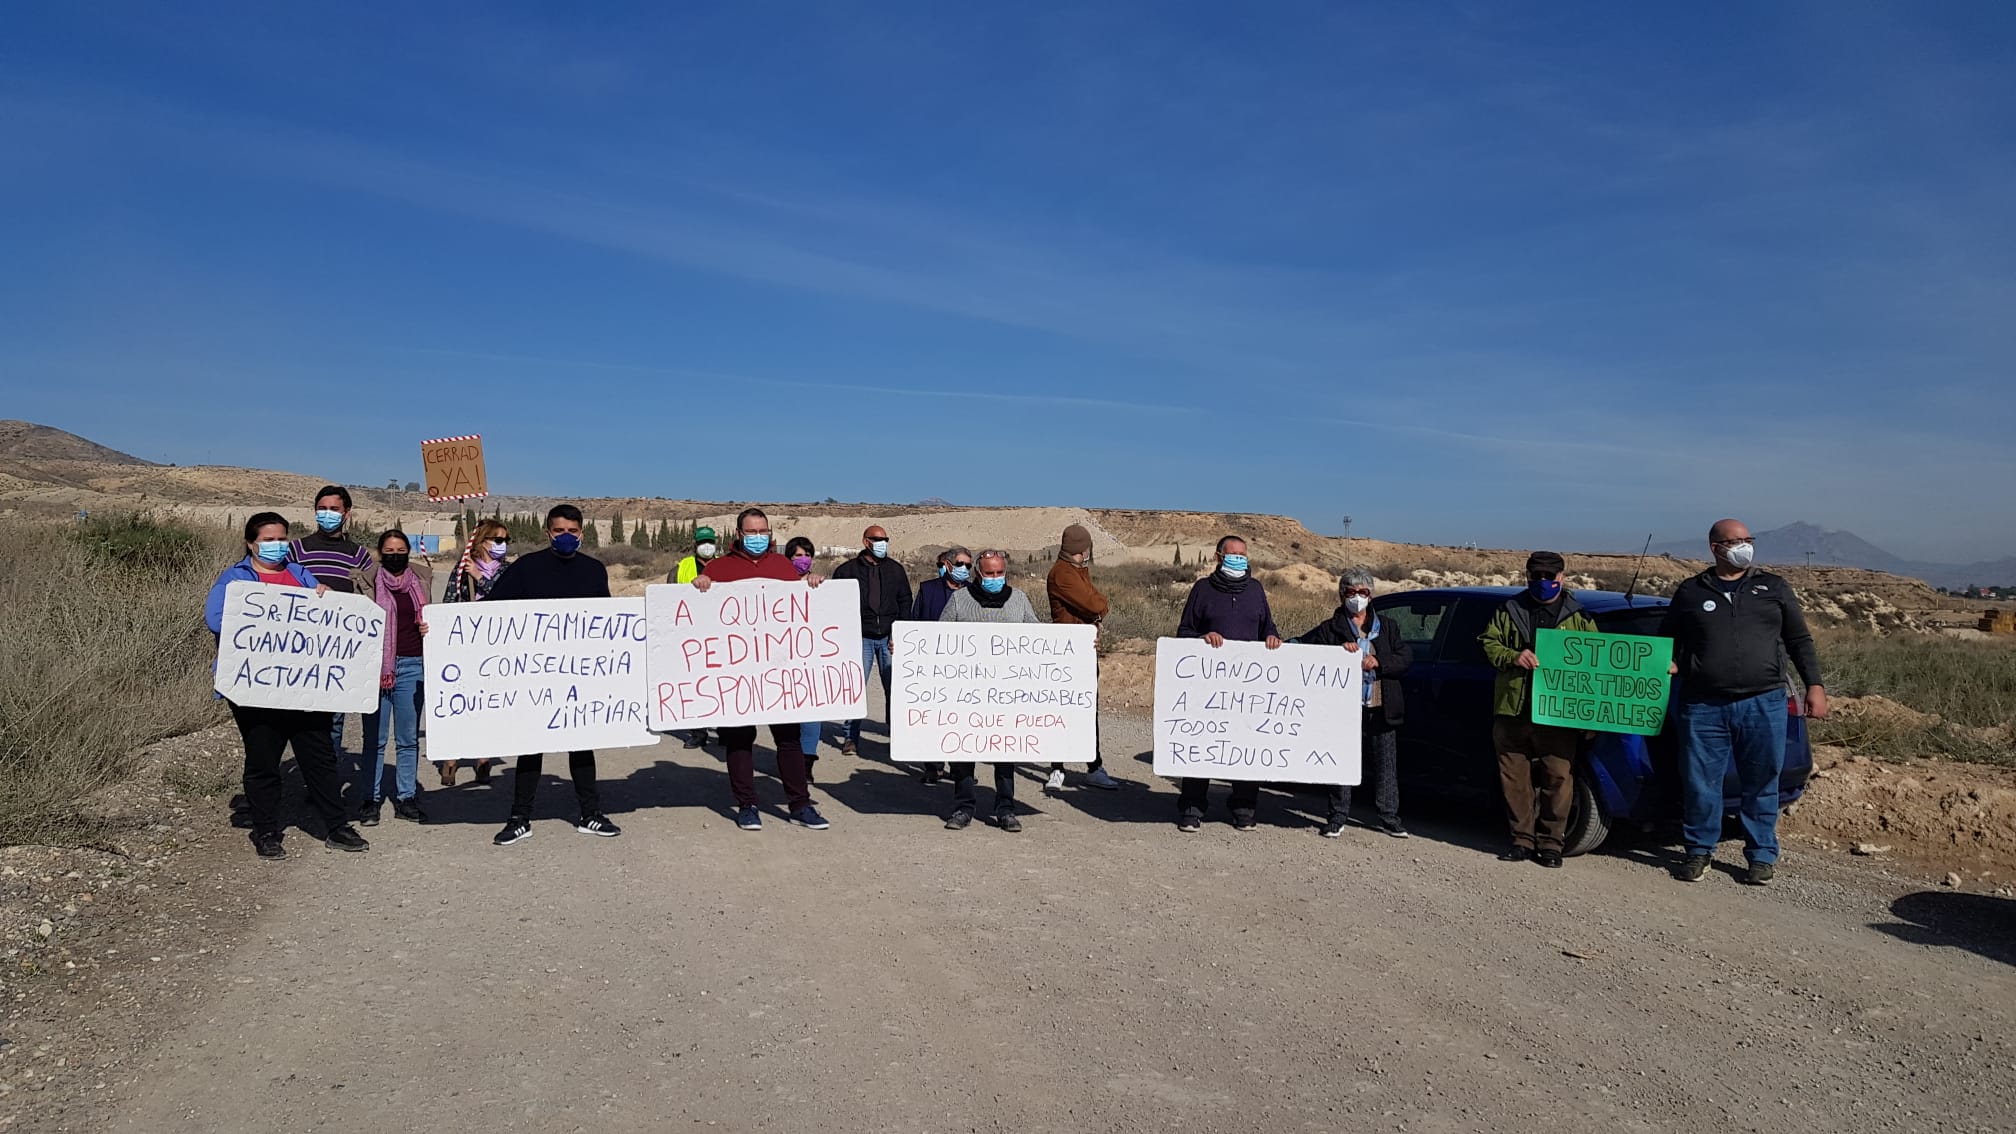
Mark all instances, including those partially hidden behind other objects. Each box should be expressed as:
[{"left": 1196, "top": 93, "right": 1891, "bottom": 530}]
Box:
[{"left": 1785, "top": 745, "right": 2016, "bottom": 887}]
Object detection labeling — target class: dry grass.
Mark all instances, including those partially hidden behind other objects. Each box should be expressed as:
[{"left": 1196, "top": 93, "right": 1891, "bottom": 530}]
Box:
[
  {"left": 0, "top": 515, "right": 231, "bottom": 843},
  {"left": 1811, "top": 626, "right": 2016, "bottom": 767},
  {"left": 1019, "top": 562, "right": 1339, "bottom": 643}
]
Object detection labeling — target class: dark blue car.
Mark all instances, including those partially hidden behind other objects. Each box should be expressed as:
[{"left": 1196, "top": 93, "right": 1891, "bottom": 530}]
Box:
[{"left": 1368, "top": 586, "right": 1812, "bottom": 855}]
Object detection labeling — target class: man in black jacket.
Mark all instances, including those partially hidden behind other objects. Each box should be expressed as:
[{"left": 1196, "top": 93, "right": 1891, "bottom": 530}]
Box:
[
  {"left": 1291, "top": 567, "right": 1412, "bottom": 839},
  {"left": 1659, "top": 518, "right": 1829, "bottom": 886},
  {"left": 481, "top": 504, "right": 624, "bottom": 848},
  {"left": 831, "top": 525, "right": 912, "bottom": 756}
]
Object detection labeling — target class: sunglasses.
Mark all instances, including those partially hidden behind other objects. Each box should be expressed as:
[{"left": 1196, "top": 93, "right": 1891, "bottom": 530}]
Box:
[
  {"left": 1342, "top": 587, "right": 1372, "bottom": 597},
  {"left": 1528, "top": 571, "right": 1559, "bottom": 581}
]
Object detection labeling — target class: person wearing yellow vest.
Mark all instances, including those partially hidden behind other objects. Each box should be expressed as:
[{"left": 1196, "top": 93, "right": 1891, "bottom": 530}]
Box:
[
  {"left": 673, "top": 525, "right": 718, "bottom": 585},
  {"left": 669, "top": 525, "right": 720, "bottom": 747}
]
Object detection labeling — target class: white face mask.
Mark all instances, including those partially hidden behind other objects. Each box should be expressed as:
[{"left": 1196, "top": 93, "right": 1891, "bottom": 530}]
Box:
[
  {"left": 696, "top": 542, "right": 717, "bottom": 559},
  {"left": 1721, "top": 542, "right": 1755, "bottom": 568},
  {"left": 1344, "top": 595, "right": 1370, "bottom": 614}
]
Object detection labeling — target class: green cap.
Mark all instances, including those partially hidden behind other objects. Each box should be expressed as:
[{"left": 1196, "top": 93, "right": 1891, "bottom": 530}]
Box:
[{"left": 695, "top": 526, "right": 716, "bottom": 543}]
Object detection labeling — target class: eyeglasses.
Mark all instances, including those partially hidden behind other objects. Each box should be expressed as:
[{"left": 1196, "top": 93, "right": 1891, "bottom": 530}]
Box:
[
  {"left": 1342, "top": 587, "right": 1372, "bottom": 597},
  {"left": 1710, "top": 538, "right": 1753, "bottom": 548}
]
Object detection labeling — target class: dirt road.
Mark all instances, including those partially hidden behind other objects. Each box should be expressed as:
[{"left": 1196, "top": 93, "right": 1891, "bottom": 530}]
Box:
[{"left": 39, "top": 710, "right": 2016, "bottom": 1133}]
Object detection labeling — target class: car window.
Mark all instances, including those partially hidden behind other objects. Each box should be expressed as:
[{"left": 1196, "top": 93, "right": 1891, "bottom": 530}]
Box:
[
  {"left": 1437, "top": 597, "right": 1496, "bottom": 665},
  {"left": 1594, "top": 608, "right": 1670, "bottom": 638},
  {"left": 1374, "top": 596, "right": 1455, "bottom": 661}
]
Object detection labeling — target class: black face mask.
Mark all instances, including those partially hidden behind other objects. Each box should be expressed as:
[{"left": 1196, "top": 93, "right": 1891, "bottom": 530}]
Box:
[{"left": 381, "top": 553, "right": 410, "bottom": 575}]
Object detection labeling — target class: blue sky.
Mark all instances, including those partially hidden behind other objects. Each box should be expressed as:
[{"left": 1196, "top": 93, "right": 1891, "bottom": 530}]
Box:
[{"left": 4, "top": 3, "right": 2013, "bottom": 561}]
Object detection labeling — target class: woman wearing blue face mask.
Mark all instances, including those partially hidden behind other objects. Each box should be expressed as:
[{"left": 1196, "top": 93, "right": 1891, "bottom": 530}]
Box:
[
  {"left": 204, "top": 513, "right": 369, "bottom": 860},
  {"left": 783, "top": 536, "right": 828, "bottom": 770}
]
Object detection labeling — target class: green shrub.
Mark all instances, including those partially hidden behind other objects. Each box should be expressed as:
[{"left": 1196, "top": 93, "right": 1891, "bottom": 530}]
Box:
[
  {"left": 1811, "top": 627, "right": 2016, "bottom": 767},
  {"left": 67, "top": 512, "right": 212, "bottom": 572}
]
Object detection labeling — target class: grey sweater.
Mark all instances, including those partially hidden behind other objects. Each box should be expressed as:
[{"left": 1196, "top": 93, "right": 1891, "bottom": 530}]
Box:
[{"left": 943, "top": 587, "right": 1041, "bottom": 624}]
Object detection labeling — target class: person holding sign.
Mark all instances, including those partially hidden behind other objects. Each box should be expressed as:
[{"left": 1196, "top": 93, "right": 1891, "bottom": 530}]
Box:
[
  {"left": 670, "top": 526, "right": 722, "bottom": 752},
  {"left": 832, "top": 525, "right": 913, "bottom": 758},
  {"left": 1290, "top": 566, "right": 1412, "bottom": 839},
  {"left": 290, "top": 485, "right": 373, "bottom": 760},
  {"left": 1173, "top": 536, "right": 1282, "bottom": 832},
  {"left": 1479, "top": 551, "right": 1599, "bottom": 868},
  {"left": 904, "top": 546, "right": 969, "bottom": 785},
  {"left": 691, "top": 508, "right": 832, "bottom": 833},
  {"left": 783, "top": 536, "right": 828, "bottom": 772},
  {"left": 1661, "top": 519, "right": 1829, "bottom": 886},
  {"left": 205, "top": 513, "right": 369, "bottom": 859},
  {"left": 435, "top": 518, "right": 510, "bottom": 786},
  {"left": 351, "top": 530, "right": 432, "bottom": 827},
  {"left": 1045, "top": 524, "right": 1122, "bottom": 792},
  {"left": 482, "top": 504, "right": 624, "bottom": 846},
  {"left": 938, "top": 550, "right": 1042, "bottom": 832}
]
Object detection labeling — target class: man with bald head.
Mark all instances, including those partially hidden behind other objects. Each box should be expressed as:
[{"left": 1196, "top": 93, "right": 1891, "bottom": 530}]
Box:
[
  {"left": 1660, "top": 518, "right": 1829, "bottom": 886},
  {"left": 832, "top": 523, "right": 913, "bottom": 756}
]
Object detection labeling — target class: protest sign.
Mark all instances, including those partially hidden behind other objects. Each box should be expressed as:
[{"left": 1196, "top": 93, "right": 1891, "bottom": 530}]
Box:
[
  {"left": 1532, "top": 628, "right": 1673, "bottom": 736},
  {"left": 1152, "top": 638, "right": 1362, "bottom": 785},
  {"left": 891, "top": 622, "right": 1097, "bottom": 764},
  {"left": 645, "top": 579, "right": 865, "bottom": 730},
  {"left": 213, "top": 581, "right": 385, "bottom": 713},
  {"left": 423, "top": 598, "right": 656, "bottom": 761},
  {"left": 421, "top": 434, "right": 487, "bottom": 502}
]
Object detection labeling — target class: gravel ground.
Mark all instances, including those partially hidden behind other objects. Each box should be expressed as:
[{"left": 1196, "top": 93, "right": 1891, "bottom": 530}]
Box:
[{"left": 7, "top": 707, "right": 2015, "bottom": 1133}]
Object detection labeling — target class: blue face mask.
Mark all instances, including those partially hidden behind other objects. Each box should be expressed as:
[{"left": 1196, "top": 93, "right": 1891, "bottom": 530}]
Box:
[
  {"left": 979, "top": 575, "right": 1006, "bottom": 594},
  {"left": 1221, "top": 554, "right": 1249, "bottom": 575},
  {"left": 255, "top": 540, "right": 290, "bottom": 565},
  {"left": 870, "top": 540, "right": 888, "bottom": 559},
  {"left": 949, "top": 565, "right": 971, "bottom": 583},
  {"left": 1529, "top": 578, "right": 1563, "bottom": 602},
  {"left": 937, "top": 564, "right": 947, "bottom": 577},
  {"left": 551, "top": 531, "right": 581, "bottom": 555},
  {"left": 314, "top": 509, "right": 343, "bottom": 533},
  {"left": 741, "top": 533, "right": 771, "bottom": 556}
]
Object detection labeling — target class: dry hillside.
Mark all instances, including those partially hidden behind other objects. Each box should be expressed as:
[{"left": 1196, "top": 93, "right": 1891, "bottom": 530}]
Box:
[{"left": 0, "top": 420, "right": 1988, "bottom": 630}]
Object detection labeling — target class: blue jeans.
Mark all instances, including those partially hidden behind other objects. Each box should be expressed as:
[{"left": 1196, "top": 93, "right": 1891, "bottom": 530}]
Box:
[
  {"left": 364, "top": 656, "right": 425, "bottom": 803},
  {"left": 800, "top": 720, "right": 822, "bottom": 757},
  {"left": 844, "top": 637, "right": 894, "bottom": 743},
  {"left": 1679, "top": 691, "right": 1787, "bottom": 864}
]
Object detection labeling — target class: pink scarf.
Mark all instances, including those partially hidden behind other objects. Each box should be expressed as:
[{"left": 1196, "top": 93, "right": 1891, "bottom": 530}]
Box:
[{"left": 374, "top": 564, "right": 430, "bottom": 679}]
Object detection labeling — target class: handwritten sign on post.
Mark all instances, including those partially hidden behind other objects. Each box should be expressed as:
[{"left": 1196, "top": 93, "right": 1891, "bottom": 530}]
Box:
[
  {"left": 421, "top": 434, "right": 488, "bottom": 502},
  {"left": 891, "top": 623, "right": 1098, "bottom": 764},
  {"left": 214, "top": 581, "right": 385, "bottom": 713},
  {"left": 1532, "top": 628, "right": 1673, "bottom": 736},
  {"left": 422, "top": 598, "right": 657, "bottom": 761},
  {"left": 1152, "top": 638, "right": 1362, "bottom": 785},
  {"left": 645, "top": 579, "right": 866, "bottom": 730}
]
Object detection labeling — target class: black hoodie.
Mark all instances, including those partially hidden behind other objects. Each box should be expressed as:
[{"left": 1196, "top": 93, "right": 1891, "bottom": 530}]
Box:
[{"left": 1660, "top": 567, "right": 1823, "bottom": 702}]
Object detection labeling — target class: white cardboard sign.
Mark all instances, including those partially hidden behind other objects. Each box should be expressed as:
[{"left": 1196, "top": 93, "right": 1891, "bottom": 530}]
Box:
[
  {"left": 891, "top": 622, "right": 1098, "bottom": 764},
  {"left": 422, "top": 598, "right": 657, "bottom": 761},
  {"left": 213, "top": 581, "right": 386, "bottom": 713},
  {"left": 1152, "top": 638, "right": 1363, "bottom": 785},
  {"left": 645, "top": 579, "right": 866, "bottom": 729}
]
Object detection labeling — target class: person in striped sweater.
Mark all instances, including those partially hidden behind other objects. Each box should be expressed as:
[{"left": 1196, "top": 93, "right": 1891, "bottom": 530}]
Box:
[{"left": 289, "top": 485, "right": 373, "bottom": 764}]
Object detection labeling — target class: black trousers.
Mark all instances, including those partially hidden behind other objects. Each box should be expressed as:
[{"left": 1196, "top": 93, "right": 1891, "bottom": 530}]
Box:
[
  {"left": 1330, "top": 724, "right": 1400, "bottom": 823},
  {"left": 230, "top": 703, "right": 348, "bottom": 836},
  {"left": 1177, "top": 777, "right": 1261, "bottom": 819},
  {"left": 510, "top": 751, "right": 600, "bottom": 819},
  {"left": 951, "top": 762, "right": 1018, "bottom": 816}
]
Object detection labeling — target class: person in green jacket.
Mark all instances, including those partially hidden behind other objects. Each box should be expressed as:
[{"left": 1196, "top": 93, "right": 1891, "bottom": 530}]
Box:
[{"left": 1479, "top": 551, "right": 1598, "bottom": 868}]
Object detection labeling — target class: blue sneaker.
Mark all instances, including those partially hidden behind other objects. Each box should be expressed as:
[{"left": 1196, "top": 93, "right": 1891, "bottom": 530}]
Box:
[
  {"left": 790, "top": 805, "right": 830, "bottom": 830},
  {"left": 735, "top": 805, "right": 762, "bottom": 831}
]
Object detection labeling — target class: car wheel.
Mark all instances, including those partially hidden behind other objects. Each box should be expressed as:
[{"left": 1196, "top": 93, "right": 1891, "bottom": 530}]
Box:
[{"left": 1563, "top": 774, "right": 1611, "bottom": 857}]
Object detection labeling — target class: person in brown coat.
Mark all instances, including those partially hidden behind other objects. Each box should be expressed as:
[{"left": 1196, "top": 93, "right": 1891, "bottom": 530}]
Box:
[{"left": 1044, "top": 523, "right": 1121, "bottom": 791}]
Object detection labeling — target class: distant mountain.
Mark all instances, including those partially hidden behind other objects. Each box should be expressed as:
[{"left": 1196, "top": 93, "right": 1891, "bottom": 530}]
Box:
[
  {"left": 0, "top": 420, "right": 156, "bottom": 466},
  {"left": 915, "top": 496, "right": 955, "bottom": 508},
  {"left": 1648, "top": 522, "right": 2015, "bottom": 591}
]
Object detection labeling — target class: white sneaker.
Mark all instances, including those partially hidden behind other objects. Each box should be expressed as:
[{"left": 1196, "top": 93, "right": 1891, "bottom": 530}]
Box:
[{"left": 1044, "top": 769, "right": 1066, "bottom": 792}]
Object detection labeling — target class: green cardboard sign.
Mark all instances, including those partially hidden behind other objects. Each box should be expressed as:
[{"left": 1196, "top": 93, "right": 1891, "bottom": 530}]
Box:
[{"left": 1531, "top": 628, "right": 1673, "bottom": 736}]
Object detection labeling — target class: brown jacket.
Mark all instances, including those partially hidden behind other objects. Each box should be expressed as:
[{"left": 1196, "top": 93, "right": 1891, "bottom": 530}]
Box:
[{"left": 1045, "top": 558, "right": 1109, "bottom": 625}]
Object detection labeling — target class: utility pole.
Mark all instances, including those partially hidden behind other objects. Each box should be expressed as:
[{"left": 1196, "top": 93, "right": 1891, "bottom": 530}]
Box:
[
  {"left": 1805, "top": 550, "right": 1815, "bottom": 568},
  {"left": 1341, "top": 515, "right": 1353, "bottom": 539}
]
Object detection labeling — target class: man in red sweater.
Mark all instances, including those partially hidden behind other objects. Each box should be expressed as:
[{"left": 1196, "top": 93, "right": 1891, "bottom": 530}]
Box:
[{"left": 690, "top": 507, "right": 832, "bottom": 832}]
